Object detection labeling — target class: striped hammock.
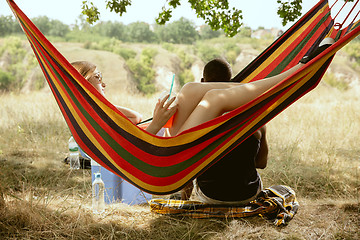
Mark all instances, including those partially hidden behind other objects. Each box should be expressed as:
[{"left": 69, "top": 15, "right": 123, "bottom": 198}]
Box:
[{"left": 7, "top": 0, "right": 360, "bottom": 195}]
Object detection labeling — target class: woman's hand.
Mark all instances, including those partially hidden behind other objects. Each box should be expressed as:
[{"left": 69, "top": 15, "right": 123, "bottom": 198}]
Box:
[{"left": 145, "top": 94, "right": 178, "bottom": 134}]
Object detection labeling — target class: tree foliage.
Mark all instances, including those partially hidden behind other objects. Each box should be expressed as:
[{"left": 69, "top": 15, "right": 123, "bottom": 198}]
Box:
[
  {"left": 0, "top": 16, "right": 22, "bottom": 36},
  {"left": 32, "top": 16, "right": 70, "bottom": 37},
  {"left": 92, "top": 21, "right": 127, "bottom": 40},
  {"left": 81, "top": 0, "right": 305, "bottom": 37},
  {"left": 277, "top": 0, "right": 302, "bottom": 26},
  {"left": 154, "top": 17, "right": 199, "bottom": 44},
  {"left": 127, "top": 22, "right": 157, "bottom": 43},
  {"left": 199, "top": 25, "right": 222, "bottom": 40}
]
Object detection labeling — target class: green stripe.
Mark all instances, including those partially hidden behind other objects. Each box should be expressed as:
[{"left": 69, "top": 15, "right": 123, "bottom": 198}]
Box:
[{"left": 268, "top": 12, "right": 331, "bottom": 77}]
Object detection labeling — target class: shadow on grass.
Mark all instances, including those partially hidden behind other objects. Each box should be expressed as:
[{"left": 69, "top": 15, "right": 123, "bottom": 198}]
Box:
[
  {"left": 0, "top": 197, "right": 276, "bottom": 240},
  {"left": 0, "top": 151, "right": 91, "bottom": 198}
]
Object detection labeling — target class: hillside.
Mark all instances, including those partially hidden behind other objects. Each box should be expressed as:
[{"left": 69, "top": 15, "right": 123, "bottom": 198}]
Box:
[
  {"left": 1, "top": 37, "right": 360, "bottom": 98},
  {"left": 54, "top": 42, "right": 133, "bottom": 94},
  {"left": 56, "top": 40, "right": 360, "bottom": 92}
]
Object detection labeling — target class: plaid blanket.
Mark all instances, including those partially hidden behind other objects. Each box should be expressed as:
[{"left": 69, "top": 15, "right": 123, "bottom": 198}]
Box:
[{"left": 149, "top": 185, "right": 299, "bottom": 226}]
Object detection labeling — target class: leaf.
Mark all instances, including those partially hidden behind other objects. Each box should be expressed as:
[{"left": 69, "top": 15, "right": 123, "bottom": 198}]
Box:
[{"left": 81, "top": 1, "right": 100, "bottom": 24}]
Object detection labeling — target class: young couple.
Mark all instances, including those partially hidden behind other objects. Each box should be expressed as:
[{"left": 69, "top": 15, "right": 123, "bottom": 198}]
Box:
[{"left": 72, "top": 37, "right": 334, "bottom": 205}]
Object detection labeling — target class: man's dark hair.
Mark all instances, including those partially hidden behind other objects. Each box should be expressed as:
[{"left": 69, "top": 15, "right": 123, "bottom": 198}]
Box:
[{"left": 202, "top": 58, "right": 232, "bottom": 82}]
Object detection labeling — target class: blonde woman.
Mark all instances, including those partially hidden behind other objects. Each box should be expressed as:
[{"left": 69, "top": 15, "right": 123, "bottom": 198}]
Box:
[{"left": 71, "top": 61, "right": 177, "bottom": 135}]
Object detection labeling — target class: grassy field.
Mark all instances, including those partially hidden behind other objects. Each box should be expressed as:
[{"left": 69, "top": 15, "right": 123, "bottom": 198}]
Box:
[
  {"left": 0, "top": 81, "right": 359, "bottom": 239},
  {"left": 0, "top": 40, "right": 359, "bottom": 239}
]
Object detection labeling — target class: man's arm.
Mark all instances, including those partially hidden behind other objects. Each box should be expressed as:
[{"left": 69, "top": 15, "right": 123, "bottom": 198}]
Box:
[{"left": 255, "top": 126, "right": 268, "bottom": 169}]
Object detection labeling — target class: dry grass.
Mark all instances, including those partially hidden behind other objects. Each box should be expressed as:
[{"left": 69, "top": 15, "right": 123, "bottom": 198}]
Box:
[
  {"left": 0, "top": 78, "right": 359, "bottom": 239},
  {"left": 263, "top": 85, "right": 360, "bottom": 199}
]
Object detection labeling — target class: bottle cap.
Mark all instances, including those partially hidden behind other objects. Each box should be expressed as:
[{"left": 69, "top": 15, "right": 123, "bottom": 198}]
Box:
[{"left": 95, "top": 173, "right": 101, "bottom": 178}]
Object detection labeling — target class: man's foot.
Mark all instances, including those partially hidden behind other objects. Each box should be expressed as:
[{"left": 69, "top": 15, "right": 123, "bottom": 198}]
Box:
[{"left": 299, "top": 37, "right": 335, "bottom": 64}]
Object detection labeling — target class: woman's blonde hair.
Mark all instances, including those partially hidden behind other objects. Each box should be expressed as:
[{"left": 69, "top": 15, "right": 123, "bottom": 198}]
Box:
[{"left": 71, "top": 61, "right": 96, "bottom": 80}]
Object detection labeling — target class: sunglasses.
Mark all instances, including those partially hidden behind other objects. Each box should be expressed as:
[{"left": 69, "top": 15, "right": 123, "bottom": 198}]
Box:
[{"left": 93, "top": 71, "right": 103, "bottom": 82}]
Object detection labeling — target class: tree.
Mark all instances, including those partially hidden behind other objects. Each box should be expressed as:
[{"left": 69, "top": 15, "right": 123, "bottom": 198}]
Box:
[
  {"left": 0, "top": 16, "right": 22, "bottom": 36},
  {"left": 33, "top": 16, "right": 52, "bottom": 35},
  {"left": 92, "top": 21, "right": 127, "bottom": 41},
  {"left": 199, "top": 25, "right": 222, "bottom": 40},
  {"left": 126, "top": 22, "right": 157, "bottom": 43},
  {"left": 81, "top": 0, "right": 305, "bottom": 37},
  {"left": 155, "top": 18, "right": 198, "bottom": 44},
  {"left": 48, "top": 20, "right": 70, "bottom": 37}
]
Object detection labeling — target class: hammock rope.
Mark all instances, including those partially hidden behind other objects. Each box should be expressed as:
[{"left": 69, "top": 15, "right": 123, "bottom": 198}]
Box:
[
  {"left": 332, "top": 0, "right": 360, "bottom": 28},
  {"left": 6, "top": 0, "right": 360, "bottom": 195}
]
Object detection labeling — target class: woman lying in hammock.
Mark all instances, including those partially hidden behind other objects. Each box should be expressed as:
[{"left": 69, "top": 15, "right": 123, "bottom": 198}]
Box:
[
  {"left": 71, "top": 60, "right": 177, "bottom": 135},
  {"left": 72, "top": 38, "right": 334, "bottom": 138},
  {"left": 72, "top": 37, "right": 334, "bottom": 204}
]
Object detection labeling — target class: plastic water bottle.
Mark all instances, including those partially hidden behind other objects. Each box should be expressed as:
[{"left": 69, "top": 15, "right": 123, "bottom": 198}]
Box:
[
  {"left": 92, "top": 173, "right": 105, "bottom": 214},
  {"left": 68, "top": 136, "right": 80, "bottom": 169}
]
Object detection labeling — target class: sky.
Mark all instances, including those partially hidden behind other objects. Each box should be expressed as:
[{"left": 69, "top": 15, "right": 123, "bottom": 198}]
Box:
[
  {"left": 0, "top": 0, "right": 358, "bottom": 30},
  {"left": 1, "top": 0, "right": 316, "bottom": 30}
]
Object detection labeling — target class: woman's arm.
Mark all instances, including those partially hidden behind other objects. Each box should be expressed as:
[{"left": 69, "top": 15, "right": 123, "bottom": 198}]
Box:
[
  {"left": 255, "top": 126, "right": 268, "bottom": 169},
  {"left": 115, "top": 95, "right": 177, "bottom": 135},
  {"left": 115, "top": 106, "right": 143, "bottom": 124}
]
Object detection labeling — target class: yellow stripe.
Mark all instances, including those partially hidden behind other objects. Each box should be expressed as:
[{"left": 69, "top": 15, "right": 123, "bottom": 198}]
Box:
[{"left": 241, "top": 3, "right": 329, "bottom": 83}]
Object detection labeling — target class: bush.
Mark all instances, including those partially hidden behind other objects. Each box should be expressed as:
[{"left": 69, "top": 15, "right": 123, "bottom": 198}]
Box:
[
  {"left": 0, "top": 70, "right": 15, "bottom": 91},
  {"left": 126, "top": 48, "right": 158, "bottom": 95},
  {"left": 0, "top": 37, "right": 39, "bottom": 92},
  {"left": 323, "top": 72, "right": 349, "bottom": 91},
  {"left": 175, "top": 49, "right": 196, "bottom": 87},
  {"left": 65, "top": 30, "right": 105, "bottom": 43},
  {"left": 141, "top": 48, "right": 158, "bottom": 65},
  {"left": 178, "top": 69, "right": 194, "bottom": 86},
  {"left": 162, "top": 43, "right": 175, "bottom": 52},
  {"left": 83, "top": 41, "right": 92, "bottom": 49},
  {"left": 344, "top": 41, "right": 360, "bottom": 64},
  {"left": 224, "top": 42, "right": 241, "bottom": 64},
  {"left": 127, "top": 59, "right": 156, "bottom": 94},
  {"left": 0, "top": 37, "right": 27, "bottom": 63},
  {"left": 196, "top": 43, "right": 221, "bottom": 62},
  {"left": 176, "top": 49, "right": 194, "bottom": 69},
  {"left": 115, "top": 48, "right": 137, "bottom": 60}
]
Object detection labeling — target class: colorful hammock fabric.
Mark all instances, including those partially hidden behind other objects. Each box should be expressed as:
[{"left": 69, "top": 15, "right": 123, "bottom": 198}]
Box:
[
  {"left": 7, "top": 0, "right": 360, "bottom": 195},
  {"left": 150, "top": 185, "right": 299, "bottom": 226}
]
